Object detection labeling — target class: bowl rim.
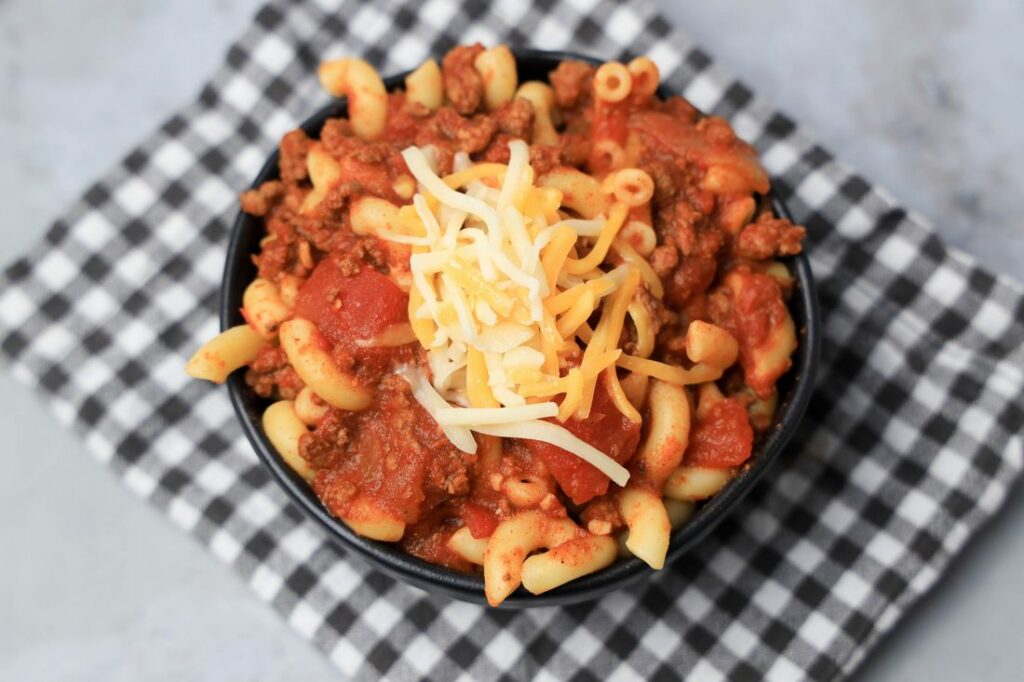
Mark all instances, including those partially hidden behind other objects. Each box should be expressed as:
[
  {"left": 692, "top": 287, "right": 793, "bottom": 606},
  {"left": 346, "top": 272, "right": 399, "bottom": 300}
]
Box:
[{"left": 221, "top": 47, "right": 821, "bottom": 608}]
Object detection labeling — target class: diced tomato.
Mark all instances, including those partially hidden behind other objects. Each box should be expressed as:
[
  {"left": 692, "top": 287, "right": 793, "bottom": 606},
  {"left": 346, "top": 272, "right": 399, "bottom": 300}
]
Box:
[
  {"left": 524, "top": 376, "right": 642, "bottom": 505},
  {"left": 460, "top": 502, "right": 500, "bottom": 539},
  {"left": 684, "top": 398, "right": 754, "bottom": 468},
  {"left": 295, "top": 253, "right": 408, "bottom": 350}
]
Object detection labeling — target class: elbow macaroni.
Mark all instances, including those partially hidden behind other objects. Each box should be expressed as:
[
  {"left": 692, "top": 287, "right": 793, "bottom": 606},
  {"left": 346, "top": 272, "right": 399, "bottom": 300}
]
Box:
[
  {"left": 521, "top": 536, "right": 617, "bottom": 595},
  {"left": 635, "top": 380, "right": 691, "bottom": 489},
  {"left": 686, "top": 320, "right": 739, "bottom": 369},
  {"left": 242, "top": 278, "right": 292, "bottom": 338},
  {"left": 186, "top": 324, "right": 265, "bottom": 384},
  {"left": 474, "top": 46, "right": 518, "bottom": 111},
  {"left": 593, "top": 62, "right": 632, "bottom": 103},
  {"left": 404, "top": 58, "right": 443, "bottom": 110},
  {"left": 343, "top": 497, "right": 406, "bottom": 542},
  {"left": 262, "top": 400, "right": 314, "bottom": 481},
  {"left": 482, "top": 511, "right": 584, "bottom": 606},
  {"left": 601, "top": 168, "right": 654, "bottom": 207},
  {"left": 663, "top": 465, "right": 733, "bottom": 501},
  {"left": 537, "top": 167, "right": 609, "bottom": 219},
  {"left": 278, "top": 318, "right": 373, "bottom": 411},
  {"left": 627, "top": 57, "right": 660, "bottom": 99},
  {"left": 349, "top": 196, "right": 402, "bottom": 237},
  {"left": 302, "top": 145, "right": 343, "bottom": 214},
  {"left": 317, "top": 58, "right": 388, "bottom": 140},
  {"left": 293, "top": 386, "right": 329, "bottom": 426},
  {"left": 618, "top": 485, "right": 671, "bottom": 570},
  {"left": 515, "top": 81, "right": 559, "bottom": 146},
  {"left": 448, "top": 526, "right": 488, "bottom": 565}
]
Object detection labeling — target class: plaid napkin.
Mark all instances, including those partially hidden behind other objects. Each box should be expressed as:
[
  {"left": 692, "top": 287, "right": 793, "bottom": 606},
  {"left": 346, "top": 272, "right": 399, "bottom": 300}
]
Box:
[{"left": 3, "top": 0, "right": 1023, "bottom": 679}]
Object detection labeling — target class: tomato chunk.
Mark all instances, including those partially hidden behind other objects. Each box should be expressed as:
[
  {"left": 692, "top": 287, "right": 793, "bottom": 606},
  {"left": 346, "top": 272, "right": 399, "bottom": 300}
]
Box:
[
  {"left": 460, "top": 502, "right": 500, "bottom": 539},
  {"left": 685, "top": 398, "right": 754, "bottom": 468},
  {"left": 524, "top": 377, "right": 641, "bottom": 505},
  {"left": 295, "top": 253, "right": 408, "bottom": 350}
]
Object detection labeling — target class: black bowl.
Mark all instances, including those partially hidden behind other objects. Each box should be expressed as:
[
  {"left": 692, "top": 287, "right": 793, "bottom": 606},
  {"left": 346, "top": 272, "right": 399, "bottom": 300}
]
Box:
[{"left": 222, "top": 49, "right": 821, "bottom": 608}]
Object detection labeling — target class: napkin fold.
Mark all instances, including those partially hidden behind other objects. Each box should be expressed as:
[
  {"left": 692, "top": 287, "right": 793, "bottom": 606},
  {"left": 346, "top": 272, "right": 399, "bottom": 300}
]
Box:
[{"left": 2, "top": 0, "right": 1022, "bottom": 680}]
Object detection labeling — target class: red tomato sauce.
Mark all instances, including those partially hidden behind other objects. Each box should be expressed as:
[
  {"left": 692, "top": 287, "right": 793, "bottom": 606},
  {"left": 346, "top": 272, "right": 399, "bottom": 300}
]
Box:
[
  {"left": 308, "top": 376, "right": 473, "bottom": 524},
  {"left": 524, "top": 375, "right": 642, "bottom": 505},
  {"left": 685, "top": 398, "right": 754, "bottom": 469}
]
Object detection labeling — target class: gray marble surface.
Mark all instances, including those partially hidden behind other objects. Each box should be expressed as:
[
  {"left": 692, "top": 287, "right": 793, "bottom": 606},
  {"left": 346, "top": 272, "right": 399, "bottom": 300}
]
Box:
[{"left": 1, "top": 1, "right": 1021, "bottom": 680}]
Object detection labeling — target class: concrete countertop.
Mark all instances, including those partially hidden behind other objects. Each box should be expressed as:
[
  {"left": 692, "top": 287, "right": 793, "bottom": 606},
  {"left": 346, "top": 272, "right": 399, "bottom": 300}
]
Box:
[{"left": 2, "top": 1, "right": 1021, "bottom": 680}]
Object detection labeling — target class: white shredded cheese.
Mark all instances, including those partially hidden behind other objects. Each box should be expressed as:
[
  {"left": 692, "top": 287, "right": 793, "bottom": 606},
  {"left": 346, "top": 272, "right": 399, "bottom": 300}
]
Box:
[
  {"left": 381, "top": 141, "right": 632, "bottom": 487},
  {"left": 474, "top": 421, "right": 630, "bottom": 487}
]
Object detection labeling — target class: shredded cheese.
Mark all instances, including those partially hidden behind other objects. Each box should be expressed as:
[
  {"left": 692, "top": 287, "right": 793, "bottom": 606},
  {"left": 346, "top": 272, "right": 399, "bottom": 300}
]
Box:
[
  {"left": 383, "top": 141, "right": 681, "bottom": 486},
  {"left": 474, "top": 421, "right": 630, "bottom": 487}
]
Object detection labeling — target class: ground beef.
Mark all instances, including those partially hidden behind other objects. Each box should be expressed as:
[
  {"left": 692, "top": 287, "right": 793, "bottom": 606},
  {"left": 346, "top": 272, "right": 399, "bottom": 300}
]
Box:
[
  {"left": 529, "top": 144, "right": 562, "bottom": 175},
  {"left": 245, "top": 346, "right": 303, "bottom": 399},
  {"left": 657, "top": 199, "right": 724, "bottom": 295},
  {"left": 579, "top": 496, "right": 623, "bottom": 532},
  {"left": 666, "top": 256, "right": 718, "bottom": 310},
  {"left": 549, "top": 60, "right": 594, "bottom": 108},
  {"left": 479, "top": 133, "right": 515, "bottom": 163},
  {"left": 650, "top": 244, "right": 679, "bottom": 278},
  {"left": 300, "top": 409, "right": 350, "bottom": 470},
  {"left": 318, "top": 118, "right": 360, "bottom": 157},
  {"left": 495, "top": 97, "right": 534, "bottom": 137},
  {"left": 279, "top": 129, "right": 313, "bottom": 183},
  {"left": 442, "top": 43, "right": 485, "bottom": 115},
  {"left": 255, "top": 233, "right": 289, "bottom": 280},
  {"left": 240, "top": 180, "right": 284, "bottom": 216},
  {"left": 733, "top": 214, "right": 806, "bottom": 259},
  {"left": 431, "top": 108, "right": 498, "bottom": 153},
  {"left": 295, "top": 209, "right": 347, "bottom": 254},
  {"left": 645, "top": 159, "right": 683, "bottom": 207}
]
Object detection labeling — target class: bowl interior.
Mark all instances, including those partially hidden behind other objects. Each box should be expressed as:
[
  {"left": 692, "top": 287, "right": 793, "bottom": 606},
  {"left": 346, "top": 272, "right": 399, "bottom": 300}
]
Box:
[{"left": 222, "top": 48, "right": 820, "bottom": 608}]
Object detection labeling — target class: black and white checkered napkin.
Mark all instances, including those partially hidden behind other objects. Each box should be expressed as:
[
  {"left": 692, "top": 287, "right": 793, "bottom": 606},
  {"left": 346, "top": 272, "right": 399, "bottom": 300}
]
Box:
[{"left": 2, "top": 0, "right": 1022, "bottom": 679}]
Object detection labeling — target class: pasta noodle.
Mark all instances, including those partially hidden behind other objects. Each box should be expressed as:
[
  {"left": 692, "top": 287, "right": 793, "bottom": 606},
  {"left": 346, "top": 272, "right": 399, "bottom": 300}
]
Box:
[
  {"left": 590, "top": 139, "right": 626, "bottom": 172},
  {"left": 278, "top": 319, "right": 373, "bottom": 410},
  {"left": 301, "top": 145, "right": 342, "bottom": 214},
  {"left": 186, "top": 324, "right": 264, "bottom": 384},
  {"left": 404, "top": 58, "right": 443, "bottom": 110},
  {"left": 521, "top": 536, "right": 617, "bottom": 595},
  {"left": 317, "top": 58, "right": 388, "bottom": 140},
  {"left": 537, "top": 167, "right": 610, "bottom": 219},
  {"left": 242, "top": 278, "right": 291, "bottom": 338},
  {"left": 601, "top": 168, "right": 654, "bottom": 207},
  {"left": 293, "top": 386, "right": 329, "bottom": 426},
  {"left": 448, "top": 526, "right": 488, "bottom": 564},
  {"left": 483, "top": 511, "right": 584, "bottom": 606},
  {"left": 663, "top": 466, "right": 734, "bottom": 501},
  {"left": 627, "top": 57, "right": 660, "bottom": 99},
  {"left": 262, "top": 400, "right": 314, "bottom": 481},
  {"left": 474, "top": 46, "right": 517, "bottom": 111},
  {"left": 634, "top": 380, "right": 691, "bottom": 488},
  {"left": 342, "top": 498, "right": 406, "bottom": 542},
  {"left": 618, "top": 485, "right": 671, "bottom": 569},
  {"left": 515, "top": 81, "right": 559, "bottom": 146},
  {"left": 593, "top": 62, "right": 632, "bottom": 103}
]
